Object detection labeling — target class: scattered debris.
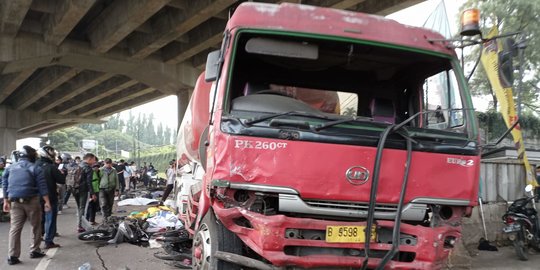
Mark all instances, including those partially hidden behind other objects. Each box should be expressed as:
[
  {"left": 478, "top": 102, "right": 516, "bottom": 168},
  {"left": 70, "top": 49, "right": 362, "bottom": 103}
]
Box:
[
  {"left": 478, "top": 237, "right": 498, "bottom": 251},
  {"left": 117, "top": 198, "right": 159, "bottom": 206}
]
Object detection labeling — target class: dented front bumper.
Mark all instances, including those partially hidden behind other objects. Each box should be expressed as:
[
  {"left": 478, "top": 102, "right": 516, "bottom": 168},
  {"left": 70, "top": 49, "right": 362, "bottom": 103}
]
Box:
[{"left": 214, "top": 204, "right": 461, "bottom": 269}]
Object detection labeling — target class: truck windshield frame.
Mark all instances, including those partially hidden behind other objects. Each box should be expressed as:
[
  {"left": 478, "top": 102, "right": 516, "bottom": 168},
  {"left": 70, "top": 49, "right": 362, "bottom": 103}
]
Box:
[{"left": 220, "top": 29, "right": 478, "bottom": 155}]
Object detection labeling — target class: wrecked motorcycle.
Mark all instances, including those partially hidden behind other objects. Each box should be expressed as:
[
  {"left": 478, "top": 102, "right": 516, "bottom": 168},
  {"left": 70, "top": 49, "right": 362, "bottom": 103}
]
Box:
[
  {"left": 78, "top": 216, "right": 149, "bottom": 244},
  {"left": 502, "top": 184, "right": 540, "bottom": 261}
]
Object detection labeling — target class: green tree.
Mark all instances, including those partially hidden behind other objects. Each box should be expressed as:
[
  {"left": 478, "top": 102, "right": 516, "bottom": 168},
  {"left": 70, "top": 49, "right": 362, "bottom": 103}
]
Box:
[
  {"left": 93, "top": 129, "right": 137, "bottom": 158},
  {"left": 163, "top": 127, "right": 172, "bottom": 145},
  {"left": 477, "top": 111, "right": 540, "bottom": 141},
  {"left": 156, "top": 123, "right": 164, "bottom": 145},
  {"left": 103, "top": 113, "right": 124, "bottom": 130},
  {"left": 460, "top": 0, "right": 540, "bottom": 114},
  {"left": 78, "top": 123, "right": 103, "bottom": 134},
  {"left": 146, "top": 113, "right": 157, "bottom": 145},
  {"left": 48, "top": 127, "right": 90, "bottom": 151},
  {"left": 172, "top": 127, "right": 178, "bottom": 144},
  {"left": 126, "top": 111, "right": 135, "bottom": 137}
]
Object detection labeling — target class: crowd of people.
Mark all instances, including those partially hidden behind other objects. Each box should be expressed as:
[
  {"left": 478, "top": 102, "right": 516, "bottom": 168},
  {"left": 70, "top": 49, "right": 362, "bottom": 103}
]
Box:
[{"left": 1, "top": 145, "right": 177, "bottom": 265}]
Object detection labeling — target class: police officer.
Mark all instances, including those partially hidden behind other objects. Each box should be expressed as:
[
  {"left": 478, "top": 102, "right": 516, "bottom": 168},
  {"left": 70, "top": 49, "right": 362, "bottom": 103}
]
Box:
[{"left": 2, "top": 146, "right": 51, "bottom": 265}]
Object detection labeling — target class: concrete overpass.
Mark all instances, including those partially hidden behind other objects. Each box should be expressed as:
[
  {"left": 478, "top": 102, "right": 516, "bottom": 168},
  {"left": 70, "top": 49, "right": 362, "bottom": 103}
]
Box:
[{"left": 0, "top": 0, "right": 422, "bottom": 155}]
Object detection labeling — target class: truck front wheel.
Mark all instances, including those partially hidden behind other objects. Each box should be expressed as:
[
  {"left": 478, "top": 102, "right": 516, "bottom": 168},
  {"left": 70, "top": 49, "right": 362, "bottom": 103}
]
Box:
[{"left": 192, "top": 209, "right": 243, "bottom": 270}]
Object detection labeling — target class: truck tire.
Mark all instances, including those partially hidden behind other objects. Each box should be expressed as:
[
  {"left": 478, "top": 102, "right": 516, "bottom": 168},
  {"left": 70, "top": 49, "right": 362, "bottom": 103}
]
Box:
[{"left": 192, "top": 209, "right": 243, "bottom": 270}]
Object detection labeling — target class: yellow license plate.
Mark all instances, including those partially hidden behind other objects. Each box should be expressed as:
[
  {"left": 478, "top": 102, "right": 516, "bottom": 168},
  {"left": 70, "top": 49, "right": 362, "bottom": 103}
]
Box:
[{"left": 325, "top": 225, "right": 376, "bottom": 243}]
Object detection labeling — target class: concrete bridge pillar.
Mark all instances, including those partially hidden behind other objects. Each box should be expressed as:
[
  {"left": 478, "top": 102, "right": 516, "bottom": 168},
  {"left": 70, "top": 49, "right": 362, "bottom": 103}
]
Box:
[
  {"left": 0, "top": 106, "right": 19, "bottom": 157},
  {"left": 177, "top": 90, "right": 191, "bottom": 131}
]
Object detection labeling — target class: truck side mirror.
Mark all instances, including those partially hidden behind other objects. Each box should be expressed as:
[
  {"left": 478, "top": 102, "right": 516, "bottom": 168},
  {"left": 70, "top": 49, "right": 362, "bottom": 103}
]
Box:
[
  {"left": 498, "top": 38, "right": 516, "bottom": 87},
  {"left": 205, "top": 50, "right": 221, "bottom": 82}
]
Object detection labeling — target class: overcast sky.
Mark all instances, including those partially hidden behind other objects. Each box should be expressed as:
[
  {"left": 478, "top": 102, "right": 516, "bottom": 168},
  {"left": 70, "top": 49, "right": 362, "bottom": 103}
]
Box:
[{"left": 19, "top": 0, "right": 473, "bottom": 149}]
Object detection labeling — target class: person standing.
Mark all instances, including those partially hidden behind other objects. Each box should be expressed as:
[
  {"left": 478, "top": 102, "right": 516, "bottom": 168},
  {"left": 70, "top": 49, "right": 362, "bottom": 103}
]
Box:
[
  {"left": 78, "top": 153, "right": 97, "bottom": 233},
  {"left": 2, "top": 146, "right": 51, "bottom": 265},
  {"left": 36, "top": 146, "right": 66, "bottom": 249},
  {"left": 86, "top": 164, "right": 101, "bottom": 225},
  {"left": 129, "top": 161, "right": 137, "bottom": 190},
  {"left": 160, "top": 161, "right": 176, "bottom": 204},
  {"left": 116, "top": 159, "right": 126, "bottom": 193},
  {"left": 63, "top": 156, "right": 81, "bottom": 209},
  {"left": 57, "top": 154, "right": 70, "bottom": 214},
  {"left": 123, "top": 161, "right": 132, "bottom": 192},
  {"left": 0, "top": 158, "right": 6, "bottom": 178},
  {"left": 141, "top": 162, "right": 149, "bottom": 188},
  {"left": 99, "top": 159, "right": 119, "bottom": 220}
]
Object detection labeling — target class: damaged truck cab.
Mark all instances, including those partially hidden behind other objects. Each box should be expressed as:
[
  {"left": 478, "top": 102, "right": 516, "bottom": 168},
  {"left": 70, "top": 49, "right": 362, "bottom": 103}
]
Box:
[{"left": 176, "top": 2, "right": 480, "bottom": 269}]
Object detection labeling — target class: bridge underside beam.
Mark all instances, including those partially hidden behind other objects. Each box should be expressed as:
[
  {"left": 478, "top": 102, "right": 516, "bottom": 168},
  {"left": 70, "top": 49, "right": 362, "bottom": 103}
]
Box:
[
  {"left": 0, "top": 32, "right": 199, "bottom": 93},
  {"left": 93, "top": 90, "right": 165, "bottom": 118}
]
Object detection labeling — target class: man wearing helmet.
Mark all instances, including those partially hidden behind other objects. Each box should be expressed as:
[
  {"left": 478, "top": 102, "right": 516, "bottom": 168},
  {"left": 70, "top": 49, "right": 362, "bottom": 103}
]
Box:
[
  {"left": 57, "top": 153, "right": 71, "bottom": 214},
  {"left": 2, "top": 146, "right": 51, "bottom": 265},
  {"left": 36, "top": 146, "right": 66, "bottom": 249},
  {"left": 78, "top": 153, "right": 97, "bottom": 232}
]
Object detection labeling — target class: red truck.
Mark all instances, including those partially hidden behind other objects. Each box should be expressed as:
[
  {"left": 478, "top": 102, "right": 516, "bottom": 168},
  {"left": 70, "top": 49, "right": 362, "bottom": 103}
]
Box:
[{"left": 175, "top": 2, "right": 480, "bottom": 269}]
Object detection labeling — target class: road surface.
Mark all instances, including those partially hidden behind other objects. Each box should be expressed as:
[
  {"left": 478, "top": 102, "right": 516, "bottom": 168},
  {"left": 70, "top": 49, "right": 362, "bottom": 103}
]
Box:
[
  {"left": 0, "top": 199, "right": 539, "bottom": 269},
  {"left": 0, "top": 199, "right": 176, "bottom": 270}
]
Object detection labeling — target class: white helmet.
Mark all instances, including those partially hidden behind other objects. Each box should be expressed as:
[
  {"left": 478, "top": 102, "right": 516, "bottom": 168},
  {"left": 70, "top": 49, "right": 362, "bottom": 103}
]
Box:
[
  {"left": 38, "top": 145, "right": 57, "bottom": 161},
  {"left": 60, "top": 153, "right": 72, "bottom": 162}
]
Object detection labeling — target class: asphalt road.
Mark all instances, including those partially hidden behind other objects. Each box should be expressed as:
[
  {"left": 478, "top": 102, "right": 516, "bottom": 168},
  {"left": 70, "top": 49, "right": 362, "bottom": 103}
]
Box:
[
  {"left": 470, "top": 246, "right": 540, "bottom": 270},
  {"left": 0, "top": 199, "right": 176, "bottom": 270},
  {"left": 1, "top": 199, "right": 539, "bottom": 270}
]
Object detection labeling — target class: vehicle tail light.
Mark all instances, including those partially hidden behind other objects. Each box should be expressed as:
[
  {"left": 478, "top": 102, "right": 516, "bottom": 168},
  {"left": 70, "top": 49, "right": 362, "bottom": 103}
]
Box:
[{"left": 505, "top": 216, "right": 515, "bottom": 224}]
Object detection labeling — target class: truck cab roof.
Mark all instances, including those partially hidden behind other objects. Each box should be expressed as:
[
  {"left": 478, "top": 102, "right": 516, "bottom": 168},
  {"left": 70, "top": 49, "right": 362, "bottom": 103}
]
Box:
[{"left": 228, "top": 2, "right": 454, "bottom": 57}]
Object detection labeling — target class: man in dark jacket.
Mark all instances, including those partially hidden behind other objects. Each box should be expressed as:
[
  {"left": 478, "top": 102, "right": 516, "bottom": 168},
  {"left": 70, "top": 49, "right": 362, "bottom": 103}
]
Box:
[
  {"left": 78, "top": 153, "right": 97, "bottom": 232},
  {"left": 2, "top": 146, "right": 51, "bottom": 265},
  {"left": 36, "top": 146, "right": 66, "bottom": 249},
  {"left": 116, "top": 159, "right": 126, "bottom": 193}
]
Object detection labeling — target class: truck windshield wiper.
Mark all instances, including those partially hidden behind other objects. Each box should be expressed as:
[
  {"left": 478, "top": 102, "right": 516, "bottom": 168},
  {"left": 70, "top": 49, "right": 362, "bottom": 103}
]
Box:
[
  {"left": 312, "top": 116, "right": 373, "bottom": 131},
  {"left": 243, "top": 111, "right": 329, "bottom": 126}
]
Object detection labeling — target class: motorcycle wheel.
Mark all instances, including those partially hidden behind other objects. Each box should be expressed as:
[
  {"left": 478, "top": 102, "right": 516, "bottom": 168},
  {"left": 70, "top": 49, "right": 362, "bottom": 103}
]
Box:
[
  {"left": 78, "top": 229, "right": 115, "bottom": 241},
  {"left": 513, "top": 224, "right": 529, "bottom": 261}
]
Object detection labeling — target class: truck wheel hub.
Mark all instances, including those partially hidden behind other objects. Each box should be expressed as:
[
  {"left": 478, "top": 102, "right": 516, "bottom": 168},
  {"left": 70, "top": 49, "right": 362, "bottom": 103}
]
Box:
[{"left": 193, "top": 223, "right": 211, "bottom": 269}]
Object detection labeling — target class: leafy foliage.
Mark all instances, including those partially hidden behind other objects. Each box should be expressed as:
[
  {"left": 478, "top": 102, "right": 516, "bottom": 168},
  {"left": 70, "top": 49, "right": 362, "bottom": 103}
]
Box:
[
  {"left": 44, "top": 113, "right": 177, "bottom": 168},
  {"left": 460, "top": 0, "right": 540, "bottom": 113},
  {"left": 138, "top": 151, "right": 176, "bottom": 174},
  {"left": 477, "top": 111, "right": 540, "bottom": 141}
]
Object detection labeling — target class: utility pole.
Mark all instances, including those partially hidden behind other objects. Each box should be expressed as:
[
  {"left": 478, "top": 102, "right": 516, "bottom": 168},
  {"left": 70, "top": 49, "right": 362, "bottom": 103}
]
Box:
[{"left": 137, "top": 126, "right": 141, "bottom": 168}]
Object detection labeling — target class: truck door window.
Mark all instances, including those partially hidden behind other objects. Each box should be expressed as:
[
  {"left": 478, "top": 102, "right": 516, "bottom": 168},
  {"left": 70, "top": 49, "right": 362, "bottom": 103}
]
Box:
[{"left": 423, "top": 69, "right": 464, "bottom": 130}]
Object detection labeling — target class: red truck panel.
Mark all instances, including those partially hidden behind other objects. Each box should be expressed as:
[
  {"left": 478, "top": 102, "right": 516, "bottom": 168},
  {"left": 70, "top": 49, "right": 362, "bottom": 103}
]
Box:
[{"left": 212, "top": 134, "right": 479, "bottom": 205}]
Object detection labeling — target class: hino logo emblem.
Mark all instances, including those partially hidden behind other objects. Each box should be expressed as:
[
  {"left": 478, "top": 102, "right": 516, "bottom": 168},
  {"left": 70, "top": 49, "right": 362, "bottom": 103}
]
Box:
[{"left": 345, "top": 166, "right": 370, "bottom": 185}]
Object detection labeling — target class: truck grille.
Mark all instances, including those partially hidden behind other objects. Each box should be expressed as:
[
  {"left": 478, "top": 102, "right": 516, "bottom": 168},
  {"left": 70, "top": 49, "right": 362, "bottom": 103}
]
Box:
[
  {"left": 278, "top": 194, "right": 426, "bottom": 221},
  {"left": 304, "top": 200, "right": 398, "bottom": 213}
]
